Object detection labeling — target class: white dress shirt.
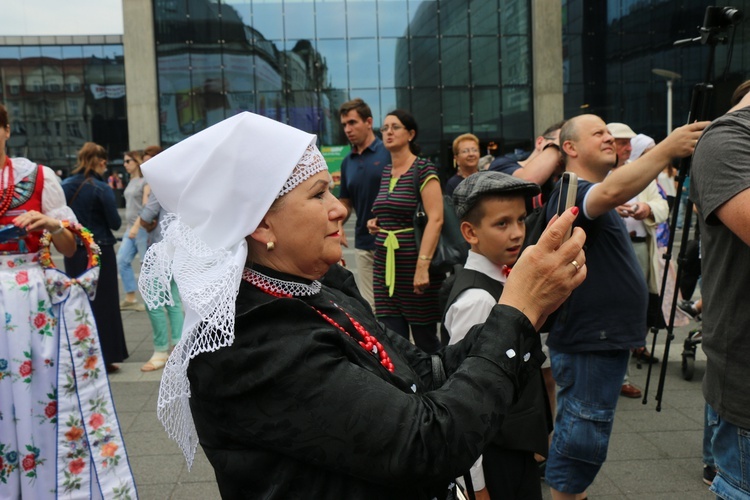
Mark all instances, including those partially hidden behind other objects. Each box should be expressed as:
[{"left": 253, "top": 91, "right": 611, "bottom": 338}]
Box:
[{"left": 444, "top": 250, "right": 508, "bottom": 492}]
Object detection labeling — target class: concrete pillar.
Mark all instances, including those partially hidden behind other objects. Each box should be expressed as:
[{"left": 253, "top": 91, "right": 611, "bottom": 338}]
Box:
[
  {"left": 530, "top": 0, "right": 564, "bottom": 135},
  {"left": 123, "top": 0, "right": 160, "bottom": 149}
]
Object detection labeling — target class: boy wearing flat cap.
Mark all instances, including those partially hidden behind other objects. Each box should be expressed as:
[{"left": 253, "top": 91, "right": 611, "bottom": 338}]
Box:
[{"left": 444, "top": 170, "right": 549, "bottom": 500}]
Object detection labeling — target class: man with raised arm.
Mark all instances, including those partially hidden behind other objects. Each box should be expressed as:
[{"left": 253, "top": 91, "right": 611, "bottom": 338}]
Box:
[
  {"left": 543, "top": 115, "right": 708, "bottom": 500},
  {"left": 490, "top": 121, "right": 565, "bottom": 203}
]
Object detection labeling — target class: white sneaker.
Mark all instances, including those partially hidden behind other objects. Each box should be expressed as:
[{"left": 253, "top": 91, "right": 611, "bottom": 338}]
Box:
[{"left": 120, "top": 300, "right": 145, "bottom": 311}]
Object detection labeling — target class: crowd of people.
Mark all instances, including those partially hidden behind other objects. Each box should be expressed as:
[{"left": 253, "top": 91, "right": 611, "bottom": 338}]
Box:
[
  {"left": 3, "top": 75, "right": 750, "bottom": 499},
  {"left": 335, "top": 97, "right": 715, "bottom": 500}
]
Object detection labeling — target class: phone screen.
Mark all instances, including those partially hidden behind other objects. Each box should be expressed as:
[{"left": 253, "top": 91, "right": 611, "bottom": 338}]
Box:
[
  {"left": 556, "top": 172, "right": 578, "bottom": 240},
  {"left": 556, "top": 172, "right": 579, "bottom": 217}
]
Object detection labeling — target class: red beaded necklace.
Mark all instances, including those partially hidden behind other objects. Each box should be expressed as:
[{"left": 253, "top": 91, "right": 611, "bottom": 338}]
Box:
[
  {"left": 243, "top": 270, "right": 395, "bottom": 373},
  {"left": 0, "top": 157, "right": 15, "bottom": 217},
  {"left": 312, "top": 305, "right": 395, "bottom": 373}
]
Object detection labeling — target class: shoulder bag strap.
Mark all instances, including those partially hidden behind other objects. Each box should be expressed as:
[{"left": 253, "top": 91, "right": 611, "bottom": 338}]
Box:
[
  {"left": 412, "top": 160, "right": 423, "bottom": 203},
  {"left": 68, "top": 177, "right": 93, "bottom": 206}
]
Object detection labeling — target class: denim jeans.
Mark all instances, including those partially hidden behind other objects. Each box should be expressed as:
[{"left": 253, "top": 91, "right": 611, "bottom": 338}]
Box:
[
  {"left": 146, "top": 279, "right": 184, "bottom": 352},
  {"left": 545, "top": 349, "right": 629, "bottom": 494},
  {"left": 704, "top": 402, "right": 717, "bottom": 468},
  {"left": 706, "top": 403, "right": 750, "bottom": 499},
  {"left": 116, "top": 227, "right": 149, "bottom": 294}
]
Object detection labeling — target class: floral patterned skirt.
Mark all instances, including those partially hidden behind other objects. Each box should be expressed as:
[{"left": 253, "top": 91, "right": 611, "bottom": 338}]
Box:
[{"left": 0, "top": 253, "right": 136, "bottom": 499}]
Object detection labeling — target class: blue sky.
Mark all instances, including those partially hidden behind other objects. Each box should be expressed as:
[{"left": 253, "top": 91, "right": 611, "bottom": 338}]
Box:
[{"left": 0, "top": 0, "right": 123, "bottom": 36}]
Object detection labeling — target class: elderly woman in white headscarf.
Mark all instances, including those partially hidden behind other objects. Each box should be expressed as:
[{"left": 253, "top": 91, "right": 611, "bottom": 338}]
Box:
[
  {"left": 140, "top": 112, "right": 587, "bottom": 499},
  {"left": 614, "top": 133, "right": 671, "bottom": 369}
]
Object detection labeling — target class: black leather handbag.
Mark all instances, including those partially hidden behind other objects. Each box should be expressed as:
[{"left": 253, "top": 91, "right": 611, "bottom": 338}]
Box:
[{"left": 411, "top": 166, "right": 469, "bottom": 273}]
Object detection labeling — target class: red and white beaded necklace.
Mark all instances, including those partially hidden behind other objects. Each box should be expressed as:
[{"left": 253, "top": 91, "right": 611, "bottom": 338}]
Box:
[
  {"left": 242, "top": 268, "right": 395, "bottom": 373},
  {"left": 0, "top": 157, "right": 16, "bottom": 217}
]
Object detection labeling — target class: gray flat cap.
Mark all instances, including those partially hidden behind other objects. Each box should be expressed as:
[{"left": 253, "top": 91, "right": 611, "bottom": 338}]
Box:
[{"left": 452, "top": 170, "right": 540, "bottom": 219}]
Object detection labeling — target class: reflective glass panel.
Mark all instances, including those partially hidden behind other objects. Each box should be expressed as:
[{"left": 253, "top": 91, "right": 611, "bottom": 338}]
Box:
[
  {"left": 441, "top": 37, "right": 469, "bottom": 87},
  {"left": 316, "top": 1, "right": 347, "bottom": 39},
  {"left": 378, "top": 0, "right": 408, "bottom": 38},
  {"left": 104, "top": 45, "right": 124, "bottom": 60},
  {"left": 470, "top": 0, "right": 498, "bottom": 35},
  {"left": 284, "top": 1, "right": 315, "bottom": 40},
  {"left": 471, "top": 37, "right": 500, "bottom": 86},
  {"left": 252, "top": 1, "right": 284, "bottom": 40},
  {"left": 409, "top": 37, "right": 439, "bottom": 87},
  {"left": 349, "top": 39, "right": 379, "bottom": 88},
  {"left": 257, "top": 90, "right": 285, "bottom": 122},
  {"left": 393, "top": 38, "right": 409, "bottom": 87},
  {"left": 347, "top": 1, "right": 377, "bottom": 38},
  {"left": 379, "top": 39, "right": 399, "bottom": 87},
  {"left": 223, "top": 1, "right": 252, "bottom": 27},
  {"left": 442, "top": 88, "right": 470, "bottom": 133},
  {"left": 408, "top": 0, "right": 438, "bottom": 37},
  {"left": 501, "top": 87, "right": 531, "bottom": 140},
  {"left": 40, "top": 46, "right": 62, "bottom": 59},
  {"left": 317, "top": 39, "right": 349, "bottom": 89},
  {"left": 500, "top": 36, "right": 529, "bottom": 85},
  {"left": 20, "top": 46, "right": 41, "bottom": 58},
  {"left": 500, "top": 0, "right": 529, "bottom": 35},
  {"left": 441, "top": 1, "right": 468, "bottom": 36},
  {"left": 288, "top": 90, "right": 321, "bottom": 131},
  {"left": 379, "top": 87, "right": 398, "bottom": 120},
  {"left": 411, "top": 87, "right": 440, "bottom": 138},
  {"left": 473, "top": 87, "right": 501, "bottom": 134},
  {"left": 0, "top": 46, "right": 20, "bottom": 60},
  {"left": 82, "top": 45, "right": 105, "bottom": 58}
]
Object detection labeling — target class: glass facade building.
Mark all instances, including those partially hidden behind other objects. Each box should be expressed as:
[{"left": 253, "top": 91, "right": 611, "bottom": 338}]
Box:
[
  {"left": 0, "top": 36, "right": 128, "bottom": 174},
  {"left": 152, "top": 0, "right": 535, "bottom": 169},
  {"left": 563, "top": 0, "right": 750, "bottom": 141}
]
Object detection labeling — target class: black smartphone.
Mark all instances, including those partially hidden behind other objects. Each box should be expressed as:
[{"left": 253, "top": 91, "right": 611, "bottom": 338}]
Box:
[
  {"left": 0, "top": 224, "right": 27, "bottom": 243},
  {"left": 556, "top": 172, "right": 579, "bottom": 240}
]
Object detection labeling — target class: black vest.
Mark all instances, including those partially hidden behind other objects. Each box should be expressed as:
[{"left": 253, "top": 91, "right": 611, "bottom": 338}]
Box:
[{"left": 444, "top": 268, "right": 552, "bottom": 456}]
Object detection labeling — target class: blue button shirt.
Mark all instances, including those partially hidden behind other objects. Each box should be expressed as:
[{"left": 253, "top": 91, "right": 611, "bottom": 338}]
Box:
[{"left": 339, "top": 137, "right": 390, "bottom": 250}]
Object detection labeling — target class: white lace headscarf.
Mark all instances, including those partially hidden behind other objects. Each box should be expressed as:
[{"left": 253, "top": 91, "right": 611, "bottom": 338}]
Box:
[
  {"left": 138, "top": 112, "right": 327, "bottom": 467},
  {"left": 630, "top": 133, "right": 656, "bottom": 161}
]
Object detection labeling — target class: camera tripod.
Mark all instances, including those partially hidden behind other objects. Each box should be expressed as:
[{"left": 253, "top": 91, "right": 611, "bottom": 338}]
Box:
[{"left": 642, "top": 5, "right": 742, "bottom": 411}]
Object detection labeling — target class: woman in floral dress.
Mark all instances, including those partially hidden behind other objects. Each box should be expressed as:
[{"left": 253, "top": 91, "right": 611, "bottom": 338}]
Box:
[{"left": 0, "top": 105, "right": 135, "bottom": 498}]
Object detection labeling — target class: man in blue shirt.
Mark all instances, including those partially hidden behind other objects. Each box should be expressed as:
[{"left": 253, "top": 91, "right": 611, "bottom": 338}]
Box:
[
  {"left": 338, "top": 99, "right": 390, "bottom": 311},
  {"left": 543, "top": 114, "right": 707, "bottom": 500}
]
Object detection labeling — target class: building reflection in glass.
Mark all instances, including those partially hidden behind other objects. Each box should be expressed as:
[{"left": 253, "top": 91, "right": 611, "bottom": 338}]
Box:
[
  {"left": 0, "top": 39, "right": 127, "bottom": 174},
  {"left": 153, "top": 0, "right": 534, "bottom": 170},
  {"left": 563, "top": 0, "right": 749, "bottom": 141}
]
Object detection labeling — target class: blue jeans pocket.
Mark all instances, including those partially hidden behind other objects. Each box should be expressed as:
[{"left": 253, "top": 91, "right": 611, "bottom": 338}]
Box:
[{"left": 554, "top": 397, "right": 615, "bottom": 466}]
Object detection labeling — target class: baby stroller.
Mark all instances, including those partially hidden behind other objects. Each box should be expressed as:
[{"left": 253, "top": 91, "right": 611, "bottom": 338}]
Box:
[{"left": 678, "top": 299, "right": 702, "bottom": 381}]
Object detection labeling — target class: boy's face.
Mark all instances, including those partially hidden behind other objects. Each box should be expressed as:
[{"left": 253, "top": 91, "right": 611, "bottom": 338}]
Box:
[{"left": 464, "top": 197, "right": 527, "bottom": 267}]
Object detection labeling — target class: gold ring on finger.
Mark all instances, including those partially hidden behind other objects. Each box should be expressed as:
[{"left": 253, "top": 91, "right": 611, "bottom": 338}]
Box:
[{"left": 570, "top": 260, "right": 581, "bottom": 271}]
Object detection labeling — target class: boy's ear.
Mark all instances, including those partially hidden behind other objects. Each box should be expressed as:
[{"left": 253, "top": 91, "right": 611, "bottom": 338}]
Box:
[{"left": 460, "top": 220, "right": 479, "bottom": 246}]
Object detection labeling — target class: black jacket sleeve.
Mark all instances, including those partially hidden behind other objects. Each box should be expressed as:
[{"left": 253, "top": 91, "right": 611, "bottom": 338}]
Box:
[{"left": 188, "top": 291, "right": 539, "bottom": 488}]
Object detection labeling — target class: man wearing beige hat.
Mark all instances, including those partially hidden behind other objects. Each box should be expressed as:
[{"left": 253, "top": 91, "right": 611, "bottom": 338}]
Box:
[{"left": 607, "top": 122, "right": 636, "bottom": 167}]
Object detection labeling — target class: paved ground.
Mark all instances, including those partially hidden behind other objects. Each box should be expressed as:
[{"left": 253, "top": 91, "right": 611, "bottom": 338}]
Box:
[{"left": 103, "top": 216, "right": 713, "bottom": 499}]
